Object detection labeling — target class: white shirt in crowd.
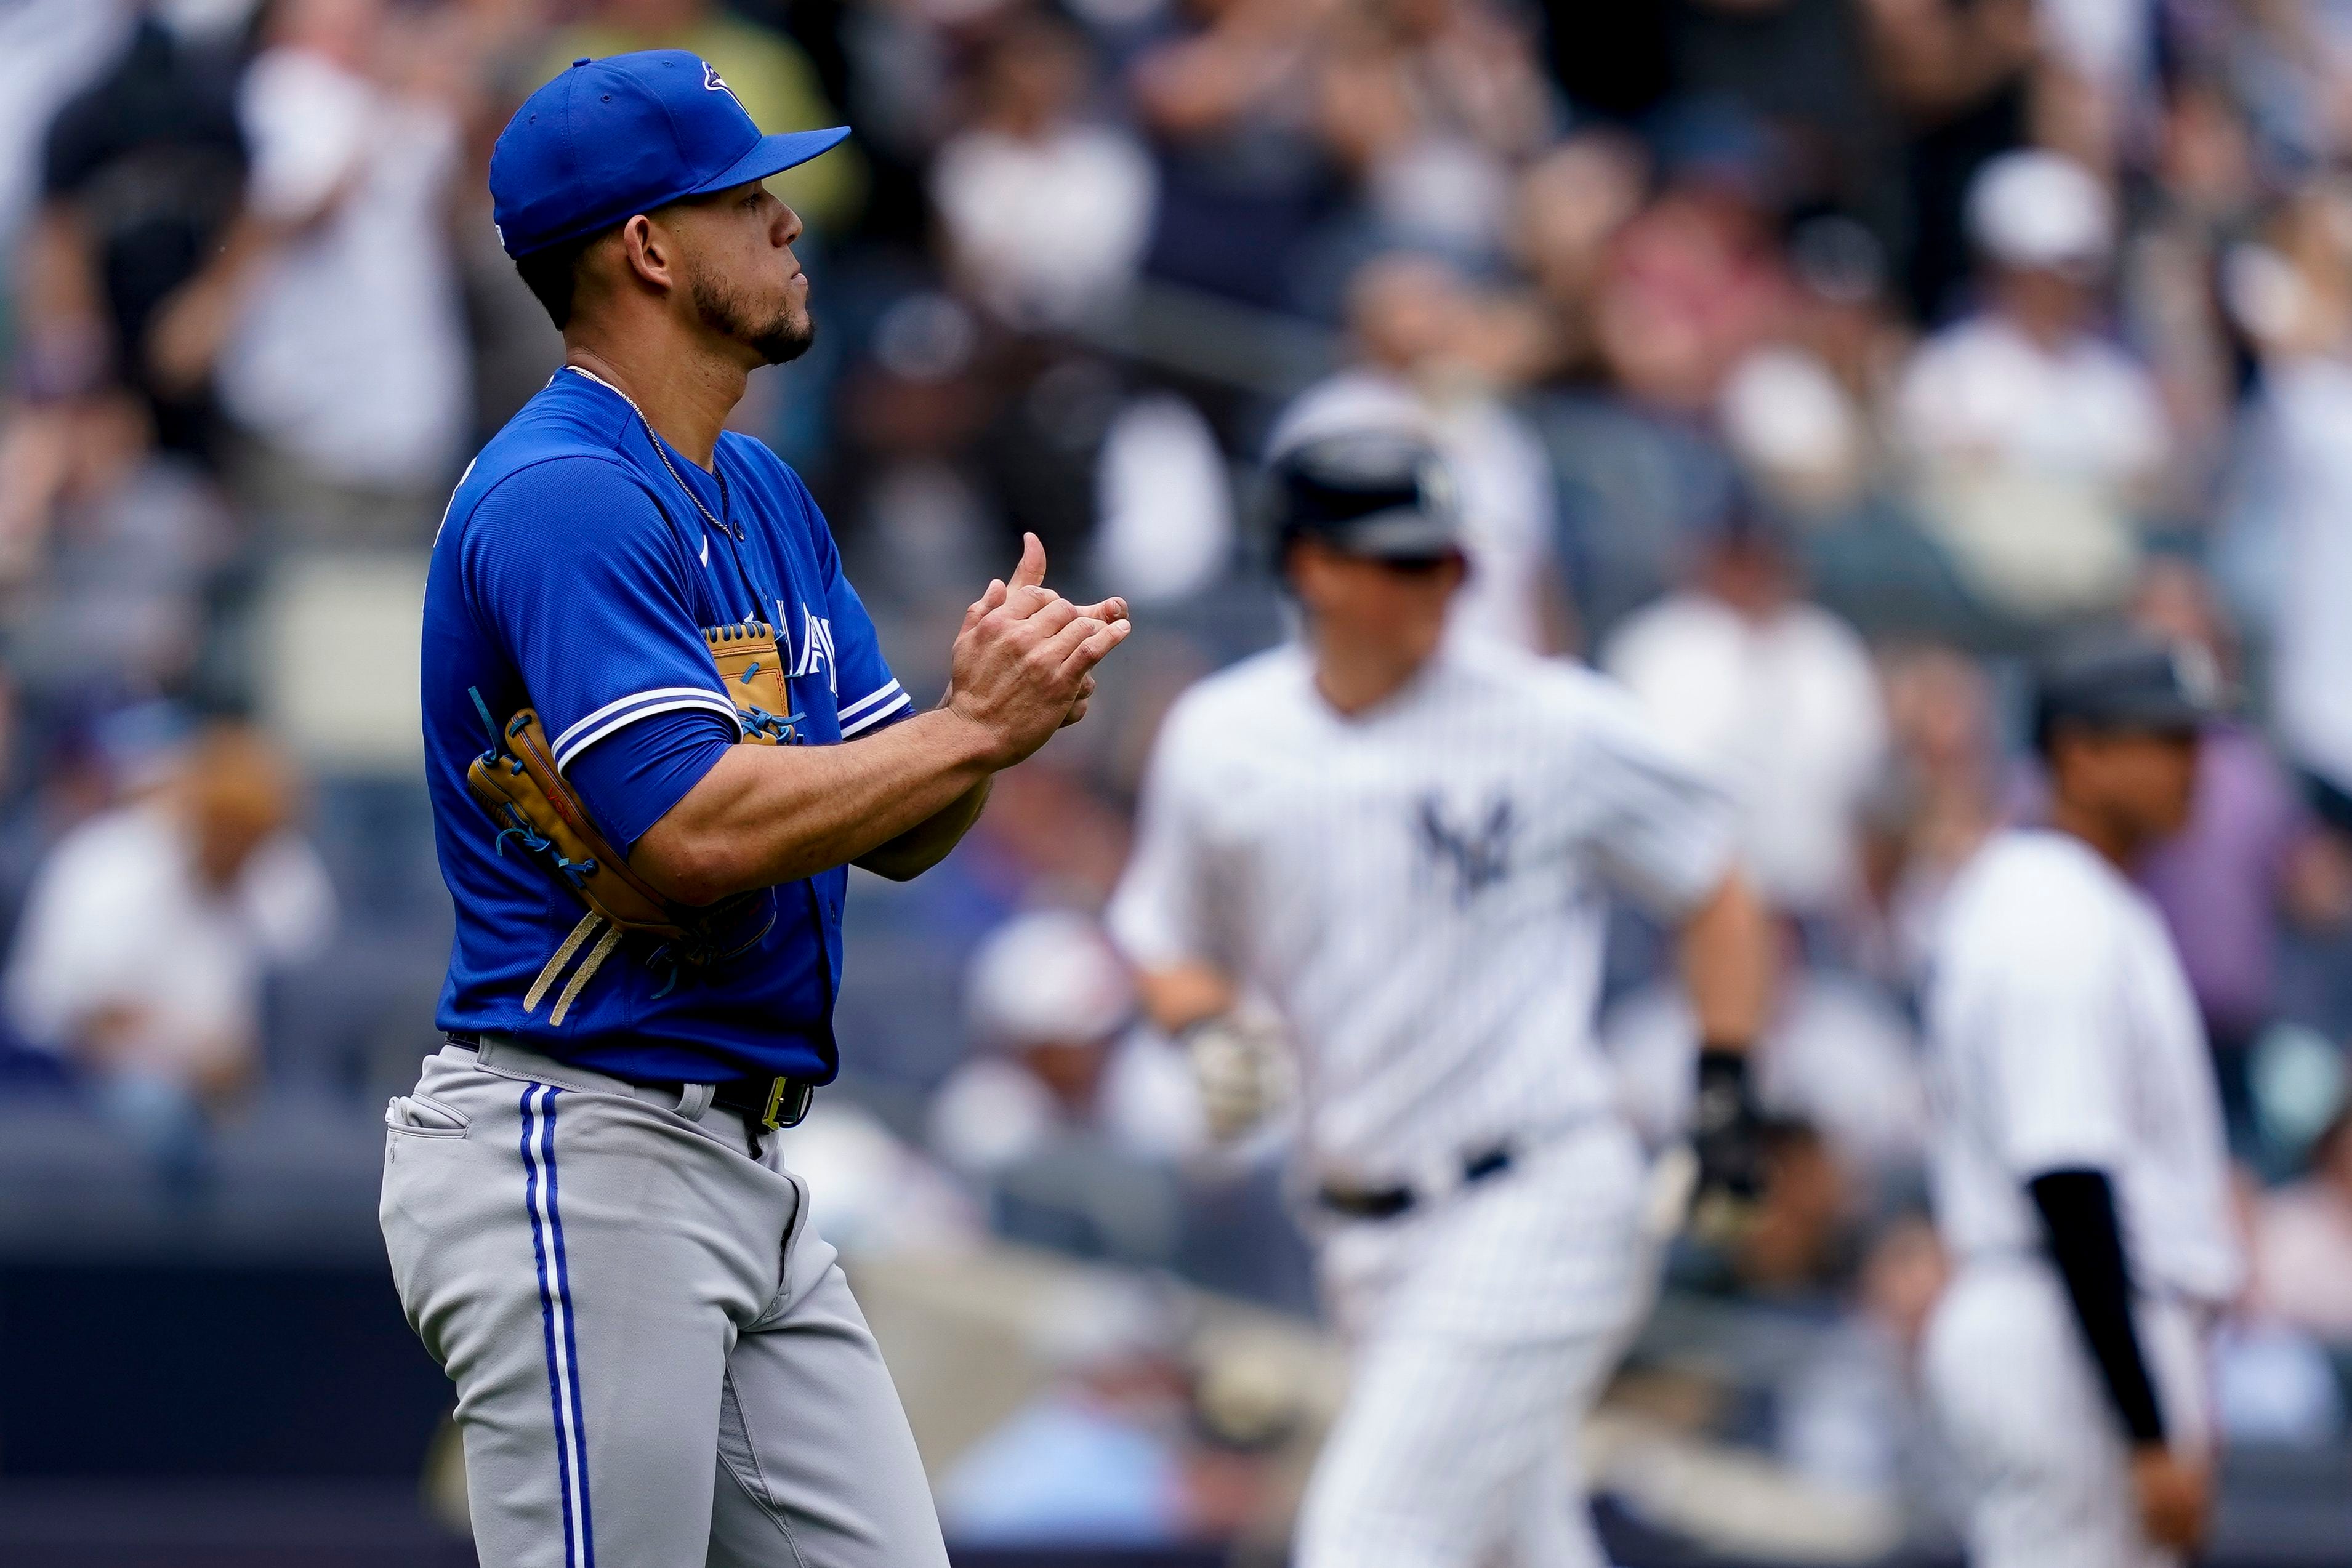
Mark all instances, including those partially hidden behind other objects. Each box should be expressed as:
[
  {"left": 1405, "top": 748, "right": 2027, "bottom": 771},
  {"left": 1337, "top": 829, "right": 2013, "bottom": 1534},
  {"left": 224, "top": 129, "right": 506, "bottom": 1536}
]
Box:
[
  {"left": 930, "top": 122, "right": 1157, "bottom": 331},
  {"left": 1922, "top": 829, "right": 2242, "bottom": 1306},
  {"left": 3, "top": 801, "right": 336, "bottom": 1082},
  {"left": 1603, "top": 590, "right": 1887, "bottom": 915},
  {"left": 1269, "top": 370, "right": 1558, "bottom": 654},
  {"left": 927, "top": 1027, "right": 1210, "bottom": 1176},
  {"left": 1106, "top": 640, "right": 1736, "bottom": 1185},
  {"left": 1894, "top": 315, "right": 2164, "bottom": 615},
  {"left": 2255, "top": 356, "right": 2352, "bottom": 795},
  {"left": 217, "top": 45, "right": 469, "bottom": 490},
  {"left": 0, "top": 0, "right": 127, "bottom": 257}
]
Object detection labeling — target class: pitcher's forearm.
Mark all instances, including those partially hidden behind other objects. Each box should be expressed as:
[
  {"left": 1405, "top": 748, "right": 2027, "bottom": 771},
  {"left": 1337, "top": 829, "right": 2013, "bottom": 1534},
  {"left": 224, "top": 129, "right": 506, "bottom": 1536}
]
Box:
[
  {"left": 854, "top": 776, "right": 992, "bottom": 881},
  {"left": 632, "top": 709, "right": 996, "bottom": 901}
]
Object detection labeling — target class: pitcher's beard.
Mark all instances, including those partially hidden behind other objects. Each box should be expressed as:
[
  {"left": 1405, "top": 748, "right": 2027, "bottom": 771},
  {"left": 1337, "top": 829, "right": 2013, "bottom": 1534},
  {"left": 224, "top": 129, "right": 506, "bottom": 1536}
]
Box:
[{"left": 691, "top": 269, "right": 813, "bottom": 366}]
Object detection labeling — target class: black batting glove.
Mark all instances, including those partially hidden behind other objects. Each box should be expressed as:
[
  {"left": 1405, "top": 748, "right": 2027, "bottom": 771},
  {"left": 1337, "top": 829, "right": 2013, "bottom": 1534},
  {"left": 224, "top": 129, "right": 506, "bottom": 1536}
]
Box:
[{"left": 1690, "top": 1045, "right": 1765, "bottom": 1210}]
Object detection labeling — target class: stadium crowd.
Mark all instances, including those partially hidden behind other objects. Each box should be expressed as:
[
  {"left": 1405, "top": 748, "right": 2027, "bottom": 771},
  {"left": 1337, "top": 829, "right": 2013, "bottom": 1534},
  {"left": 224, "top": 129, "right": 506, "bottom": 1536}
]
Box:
[{"left": 3, "top": 0, "right": 2352, "bottom": 1558}]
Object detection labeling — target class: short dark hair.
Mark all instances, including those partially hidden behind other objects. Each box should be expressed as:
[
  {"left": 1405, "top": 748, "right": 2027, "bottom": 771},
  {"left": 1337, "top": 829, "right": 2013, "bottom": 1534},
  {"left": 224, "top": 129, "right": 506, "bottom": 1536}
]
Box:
[{"left": 513, "top": 225, "right": 611, "bottom": 330}]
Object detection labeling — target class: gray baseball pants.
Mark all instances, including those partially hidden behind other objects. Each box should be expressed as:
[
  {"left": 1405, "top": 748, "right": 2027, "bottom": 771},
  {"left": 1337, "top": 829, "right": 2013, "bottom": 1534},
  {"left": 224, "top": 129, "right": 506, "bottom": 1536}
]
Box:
[{"left": 379, "top": 1037, "right": 947, "bottom": 1568}]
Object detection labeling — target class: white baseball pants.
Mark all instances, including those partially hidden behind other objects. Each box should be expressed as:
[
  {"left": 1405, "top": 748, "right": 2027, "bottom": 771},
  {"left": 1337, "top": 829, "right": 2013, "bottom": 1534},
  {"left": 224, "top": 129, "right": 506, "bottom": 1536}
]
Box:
[
  {"left": 1924, "top": 1257, "right": 2211, "bottom": 1568},
  {"left": 1295, "top": 1122, "right": 1653, "bottom": 1568}
]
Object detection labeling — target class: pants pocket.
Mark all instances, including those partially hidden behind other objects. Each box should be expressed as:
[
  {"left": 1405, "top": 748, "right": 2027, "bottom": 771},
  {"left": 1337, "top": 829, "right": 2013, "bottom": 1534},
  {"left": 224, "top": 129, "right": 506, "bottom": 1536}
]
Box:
[{"left": 386, "top": 1092, "right": 472, "bottom": 1137}]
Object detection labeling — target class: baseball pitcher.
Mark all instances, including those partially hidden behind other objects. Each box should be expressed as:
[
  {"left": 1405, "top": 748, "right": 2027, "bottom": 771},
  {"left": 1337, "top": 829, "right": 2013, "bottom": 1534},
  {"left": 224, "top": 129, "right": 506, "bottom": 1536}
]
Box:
[{"left": 383, "top": 54, "right": 1129, "bottom": 1568}]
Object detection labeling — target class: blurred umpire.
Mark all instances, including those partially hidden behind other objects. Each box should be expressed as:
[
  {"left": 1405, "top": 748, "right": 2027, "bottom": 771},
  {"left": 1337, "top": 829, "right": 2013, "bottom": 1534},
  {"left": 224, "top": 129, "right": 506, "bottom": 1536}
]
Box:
[
  {"left": 1921, "top": 633, "right": 2242, "bottom": 1567},
  {"left": 1107, "top": 432, "right": 1775, "bottom": 1568}
]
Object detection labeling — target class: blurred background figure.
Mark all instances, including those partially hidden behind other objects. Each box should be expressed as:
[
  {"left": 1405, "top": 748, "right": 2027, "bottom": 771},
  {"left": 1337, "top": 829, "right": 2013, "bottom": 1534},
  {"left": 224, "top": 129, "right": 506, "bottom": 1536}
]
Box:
[
  {"left": 201, "top": 0, "right": 471, "bottom": 547},
  {"left": 1602, "top": 489, "right": 1887, "bottom": 922},
  {"left": 931, "top": 907, "right": 1206, "bottom": 1264},
  {"left": 2, "top": 721, "right": 331, "bottom": 1184},
  {"left": 1893, "top": 149, "right": 2162, "bottom": 624}
]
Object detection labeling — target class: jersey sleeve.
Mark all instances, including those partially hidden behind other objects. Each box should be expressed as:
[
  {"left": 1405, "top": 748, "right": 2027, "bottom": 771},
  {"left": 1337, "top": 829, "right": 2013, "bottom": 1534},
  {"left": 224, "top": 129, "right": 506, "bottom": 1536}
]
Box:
[
  {"left": 1980, "top": 906, "right": 2131, "bottom": 1176},
  {"left": 1106, "top": 698, "right": 1220, "bottom": 970},
  {"left": 461, "top": 457, "right": 742, "bottom": 774},
  {"left": 1570, "top": 679, "right": 1740, "bottom": 919},
  {"left": 796, "top": 475, "right": 912, "bottom": 737}
]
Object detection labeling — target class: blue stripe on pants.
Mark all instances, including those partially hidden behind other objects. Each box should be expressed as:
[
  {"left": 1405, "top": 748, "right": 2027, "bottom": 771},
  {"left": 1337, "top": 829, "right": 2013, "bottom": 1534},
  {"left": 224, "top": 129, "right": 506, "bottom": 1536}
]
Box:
[{"left": 522, "top": 1084, "right": 594, "bottom": 1567}]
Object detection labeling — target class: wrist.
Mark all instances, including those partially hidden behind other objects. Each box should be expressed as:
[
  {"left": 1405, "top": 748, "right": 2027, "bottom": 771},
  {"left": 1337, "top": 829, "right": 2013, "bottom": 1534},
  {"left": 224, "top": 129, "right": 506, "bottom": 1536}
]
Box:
[{"left": 927, "top": 702, "right": 1013, "bottom": 773}]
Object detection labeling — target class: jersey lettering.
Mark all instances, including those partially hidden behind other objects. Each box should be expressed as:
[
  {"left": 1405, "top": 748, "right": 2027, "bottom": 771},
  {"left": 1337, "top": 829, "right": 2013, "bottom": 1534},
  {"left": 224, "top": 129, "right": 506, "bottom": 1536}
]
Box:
[{"left": 1417, "top": 792, "right": 1516, "bottom": 904}]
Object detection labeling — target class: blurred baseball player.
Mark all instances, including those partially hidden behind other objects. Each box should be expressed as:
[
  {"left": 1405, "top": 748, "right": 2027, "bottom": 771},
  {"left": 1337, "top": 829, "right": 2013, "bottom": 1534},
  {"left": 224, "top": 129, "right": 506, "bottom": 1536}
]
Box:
[
  {"left": 1921, "top": 633, "right": 2243, "bottom": 1568},
  {"left": 1107, "top": 432, "right": 1774, "bottom": 1568},
  {"left": 382, "top": 54, "right": 1128, "bottom": 1568}
]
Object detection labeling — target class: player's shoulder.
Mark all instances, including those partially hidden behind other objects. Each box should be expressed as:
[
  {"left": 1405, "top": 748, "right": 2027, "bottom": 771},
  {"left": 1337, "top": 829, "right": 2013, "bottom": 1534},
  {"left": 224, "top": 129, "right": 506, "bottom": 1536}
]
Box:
[
  {"left": 451, "top": 380, "right": 645, "bottom": 513},
  {"left": 1452, "top": 641, "right": 1652, "bottom": 733},
  {"left": 1159, "top": 644, "right": 1313, "bottom": 738},
  {"left": 1944, "top": 829, "right": 2128, "bottom": 952}
]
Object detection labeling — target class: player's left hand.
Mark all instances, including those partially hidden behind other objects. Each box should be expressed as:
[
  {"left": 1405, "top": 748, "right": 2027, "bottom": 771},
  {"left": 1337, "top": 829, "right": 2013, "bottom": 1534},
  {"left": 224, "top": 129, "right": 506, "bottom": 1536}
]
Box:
[
  {"left": 1687, "top": 1046, "right": 1765, "bottom": 1237},
  {"left": 952, "top": 544, "right": 1123, "bottom": 731},
  {"left": 2132, "top": 1445, "right": 2211, "bottom": 1551}
]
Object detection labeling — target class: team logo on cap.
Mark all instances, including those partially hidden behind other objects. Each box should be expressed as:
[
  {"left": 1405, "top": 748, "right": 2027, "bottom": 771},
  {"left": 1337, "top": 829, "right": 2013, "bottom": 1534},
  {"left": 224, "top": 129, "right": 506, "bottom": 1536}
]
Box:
[{"left": 701, "top": 60, "right": 744, "bottom": 111}]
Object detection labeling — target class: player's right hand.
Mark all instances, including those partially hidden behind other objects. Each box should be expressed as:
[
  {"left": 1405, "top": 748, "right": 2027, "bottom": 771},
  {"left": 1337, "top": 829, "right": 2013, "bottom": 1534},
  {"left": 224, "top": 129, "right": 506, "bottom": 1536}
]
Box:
[
  {"left": 947, "top": 534, "right": 1130, "bottom": 767},
  {"left": 2131, "top": 1445, "right": 2210, "bottom": 1551},
  {"left": 1184, "top": 1008, "right": 1294, "bottom": 1143}
]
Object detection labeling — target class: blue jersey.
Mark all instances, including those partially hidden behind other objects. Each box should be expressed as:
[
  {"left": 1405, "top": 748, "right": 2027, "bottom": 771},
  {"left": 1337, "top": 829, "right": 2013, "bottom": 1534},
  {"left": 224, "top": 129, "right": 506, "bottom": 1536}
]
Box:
[{"left": 420, "top": 367, "right": 913, "bottom": 1085}]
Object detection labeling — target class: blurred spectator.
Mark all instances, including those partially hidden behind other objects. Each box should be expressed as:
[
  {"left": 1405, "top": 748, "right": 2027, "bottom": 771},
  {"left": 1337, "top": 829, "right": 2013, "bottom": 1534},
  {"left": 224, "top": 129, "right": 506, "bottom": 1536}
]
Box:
[
  {"left": 1, "top": 392, "right": 235, "bottom": 705},
  {"left": 1774, "top": 1215, "right": 1962, "bottom": 1535},
  {"left": 2251, "top": 1106, "right": 2352, "bottom": 1343},
  {"left": 0, "top": 0, "right": 129, "bottom": 268},
  {"left": 1602, "top": 496, "right": 1887, "bottom": 919},
  {"left": 541, "top": 0, "right": 863, "bottom": 238},
  {"left": 930, "top": 909, "right": 1206, "bottom": 1261},
  {"left": 1270, "top": 251, "right": 1561, "bottom": 651},
  {"left": 1128, "top": 0, "right": 1347, "bottom": 311},
  {"left": 1496, "top": 131, "right": 1648, "bottom": 387},
  {"left": 1, "top": 722, "right": 333, "bottom": 1181},
  {"left": 1092, "top": 389, "right": 1236, "bottom": 605},
  {"left": 1859, "top": 644, "right": 2008, "bottom": 982},
  {"left": 938, "top": 1276, "right": 1267, "bottom": 1544},
  {"left": 17, "top": 7, "right": 249, "bottom": 457},
  {"left": 2230, "top": 190, "right": 2352, "bottom": 846},
  {"left": 2131, "top": 558, "right": 2352, "bottom": 1152},
  {"left": 1856, "top": 0, "right": 2037, "bottom": 319},
  {"left": 197, "top": 0, "right": 471, "bottom": 543},
  {"left": 2214, "top": 1168, "right": 2346, "bottom": 1445},
  {"left": 932, "top": 14, "right": 1156, "bottom": 331},
  {"left": 1893, "top": 148, "right": 2163, "bottom": 621},
  {"left": 1310, "top": 0, "right": 1553, "bottom": 258}
]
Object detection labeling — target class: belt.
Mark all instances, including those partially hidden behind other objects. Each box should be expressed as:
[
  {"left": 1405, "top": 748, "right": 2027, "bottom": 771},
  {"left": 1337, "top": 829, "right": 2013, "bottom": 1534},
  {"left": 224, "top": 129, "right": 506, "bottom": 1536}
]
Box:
[
  {"left": 1318, "top": 1144, "right": 1515, "bottom": 1221},
  {"left": 444, "top": 1032, "right": 816, "bottom": 1133}
]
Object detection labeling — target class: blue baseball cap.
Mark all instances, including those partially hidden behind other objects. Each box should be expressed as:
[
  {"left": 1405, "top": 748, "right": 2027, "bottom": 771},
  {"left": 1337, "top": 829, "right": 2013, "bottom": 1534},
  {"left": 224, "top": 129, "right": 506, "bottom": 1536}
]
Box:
[{"left": 490, "top": 50, "right": 849, "bottom": 259}]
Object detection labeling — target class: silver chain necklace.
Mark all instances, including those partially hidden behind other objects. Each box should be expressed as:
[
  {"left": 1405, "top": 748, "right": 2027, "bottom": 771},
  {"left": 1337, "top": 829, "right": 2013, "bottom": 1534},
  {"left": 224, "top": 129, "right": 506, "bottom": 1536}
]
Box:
[{"left": 566, "top": 364, "right": 743, "bottom": 541}]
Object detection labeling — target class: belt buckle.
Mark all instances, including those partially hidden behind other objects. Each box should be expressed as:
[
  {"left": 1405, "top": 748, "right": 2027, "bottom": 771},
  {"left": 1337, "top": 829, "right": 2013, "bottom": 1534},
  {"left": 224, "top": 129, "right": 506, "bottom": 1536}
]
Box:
[{"left": 761, "top": 1077, "right": 812, "bottom": 1130}]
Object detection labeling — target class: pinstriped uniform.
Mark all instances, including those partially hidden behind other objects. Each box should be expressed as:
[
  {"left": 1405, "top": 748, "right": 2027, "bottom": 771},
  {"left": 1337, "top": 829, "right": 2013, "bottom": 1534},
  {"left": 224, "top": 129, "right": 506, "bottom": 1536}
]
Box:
[
  {"left": 1108, "top": 639, "right": 1737, "bottom": 1567},
  {"left": 1920, "top": 830, "right": 2241, "bottom": 1568}
]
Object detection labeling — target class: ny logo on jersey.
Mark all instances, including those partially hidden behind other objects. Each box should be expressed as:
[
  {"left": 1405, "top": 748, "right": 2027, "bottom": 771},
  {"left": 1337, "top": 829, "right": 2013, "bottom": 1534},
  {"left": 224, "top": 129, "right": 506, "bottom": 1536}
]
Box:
[
  {"left": 786, "top": 602, "right": 836, "bottom": 694},
  {"left": 1416, "top": 792, "right": 1516, "bottom": 905}
]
